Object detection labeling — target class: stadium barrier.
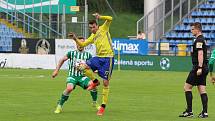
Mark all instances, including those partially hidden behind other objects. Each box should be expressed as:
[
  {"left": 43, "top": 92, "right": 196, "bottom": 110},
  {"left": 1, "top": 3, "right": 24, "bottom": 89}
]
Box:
[
  {"left": 114, "top": 55, "right": 192, "bottom": 72},
  {"left": 0, "top": 38, "right": 213, "bottom": 71},
  {"left": 0, "top": 53, "right": 56, "bottom": 69}
]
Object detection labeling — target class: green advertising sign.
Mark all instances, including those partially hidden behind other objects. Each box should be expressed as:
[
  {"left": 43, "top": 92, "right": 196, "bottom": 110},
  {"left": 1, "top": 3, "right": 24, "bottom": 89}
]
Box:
[
  {"left": 114, "top": 55, "right": 193, "bottom": 72},
  {"left": 0, "top": 0, "right": 76, "bottom": 14}
]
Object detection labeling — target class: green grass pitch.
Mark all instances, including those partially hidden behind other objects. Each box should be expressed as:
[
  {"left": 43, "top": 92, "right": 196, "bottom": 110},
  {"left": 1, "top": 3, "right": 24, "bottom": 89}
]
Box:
[{"left": 0, "top": 69, "right": 215, "bottom": 121}]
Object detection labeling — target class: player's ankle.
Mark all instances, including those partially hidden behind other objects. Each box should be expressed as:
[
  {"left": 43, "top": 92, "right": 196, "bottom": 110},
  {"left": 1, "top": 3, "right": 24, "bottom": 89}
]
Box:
[
  {"left": 101, "top": 104, "right": 106, "bottom": 108},
  {"left": 93, "top": 79, "right": 98, "bottom": 83}
]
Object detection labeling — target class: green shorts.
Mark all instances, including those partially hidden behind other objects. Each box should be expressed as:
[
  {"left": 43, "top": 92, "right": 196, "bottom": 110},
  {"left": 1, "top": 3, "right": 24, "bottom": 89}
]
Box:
[{"left": 66, "top": 76, "right": 91, "bottom": 89}]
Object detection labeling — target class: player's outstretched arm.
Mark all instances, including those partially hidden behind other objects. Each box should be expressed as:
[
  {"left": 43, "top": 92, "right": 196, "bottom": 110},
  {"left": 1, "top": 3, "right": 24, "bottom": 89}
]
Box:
[
  {"left": 93, "top": 13, "right": 112, "bottom": 30},
  {"left": 93, "top": 13, "right": 112, "bottom": 21},
  {"left": 68, "top": 32, "right": 92, "bottom": 47},
  {"left": 52, "top": 56, "right": 68, "bottom": 78}
]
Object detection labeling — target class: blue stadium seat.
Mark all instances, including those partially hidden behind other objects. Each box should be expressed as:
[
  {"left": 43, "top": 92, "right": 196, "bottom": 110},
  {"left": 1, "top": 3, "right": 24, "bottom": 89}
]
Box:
[
  {"left": 177, "top": 33, "right": 183, "bottom": 38},
  {"left": 195, "top": 18, "right": 201, "bottom": 22},
  {"left": 165, "top": 32, "right": 171, "bottom": 38},
  {"left": 161, "top": 39, "right": 168, "bottom": 42},
  {"left": 171, "top": 32, "right": 177, "bottom": 38},
  {"left": 0, "top": 23, "right": 25, "bottom": 52},
  {"left": 186, "top": 25, "right": 190, "bottom": 30},
  {"left": 191, "top": 11, "right": 198, "bottom": 16},
  {"left": 174, "top": 25, "right": 180, "bottom": 31},
  {"left": 183, "top": 33, "right": 189, "bottom": 38},
  {"left": 208, "top": 11, "right": 215, "bottom": 16},
  {"left": 183, "top": 18, "right": 189, "bottom": 24},
  {"left": 164, "top": 2, "right": 215, "bottom": 43},
  {"left": 211, "top": 4, "right": 215, "bottom": 9},
  {"left": 169, "top": 40, "right": 175, "bottom": 43},
  {"left": 205, "top": 4, "right": 212, "bottom": 9},
  {"left": 205, "top": 25, "right": 211, "bottom": 31},
  {"left": 210, "top": 34, "right": 215, "bottom": 39},
  {"left": 211, "top": 26, "right": 215, "bottom": 30},
  {"left": 208, "top": 0, "right": 215, "bottom": 3},
  {"left": 199, "top": 4, "right": 206, "bottom": 9},
  {"left": 187, "top": 40, "right": 193, "bottom": 45},
  {"left": 201, "top": 18, "right": 207, "bottom": 24},
  {"left": 202, "top": 11, "right": 209, "bottom": 16}
]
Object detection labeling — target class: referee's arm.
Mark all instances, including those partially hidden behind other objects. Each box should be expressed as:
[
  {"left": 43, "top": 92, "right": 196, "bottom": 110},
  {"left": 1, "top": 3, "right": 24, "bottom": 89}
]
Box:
[{"left": 197, "top": 50, "right": 203, "bottom": 76}]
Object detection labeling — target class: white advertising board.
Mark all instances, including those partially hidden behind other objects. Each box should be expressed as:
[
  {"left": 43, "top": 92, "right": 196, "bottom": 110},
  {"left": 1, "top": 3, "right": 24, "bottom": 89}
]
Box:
[
  {"left": 0, "top": 53, "right": 56, "bottom": 69},
  {"left": 55, "top": 39, "right": 96, "bottom": 69}
]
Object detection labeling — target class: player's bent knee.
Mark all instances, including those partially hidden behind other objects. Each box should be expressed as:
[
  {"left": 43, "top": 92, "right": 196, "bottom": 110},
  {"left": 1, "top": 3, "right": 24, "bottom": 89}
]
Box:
[{"left": 66, "top": 86, "right": 73, "bottom": 93}]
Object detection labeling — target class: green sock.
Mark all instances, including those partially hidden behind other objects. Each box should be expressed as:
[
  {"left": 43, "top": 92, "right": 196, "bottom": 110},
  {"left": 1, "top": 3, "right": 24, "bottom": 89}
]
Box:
[
  {"left": 58, "top": 94, "right": 69, "bottom": 106},
  {"left": 90, "top": 89, "right": 97, "bottom": 102}
]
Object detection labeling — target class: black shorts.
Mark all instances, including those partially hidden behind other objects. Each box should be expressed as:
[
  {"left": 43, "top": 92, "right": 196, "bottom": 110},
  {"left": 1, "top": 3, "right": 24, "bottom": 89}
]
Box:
[{"left": 186, "top": 66, "right": 209, "bottom": 86}]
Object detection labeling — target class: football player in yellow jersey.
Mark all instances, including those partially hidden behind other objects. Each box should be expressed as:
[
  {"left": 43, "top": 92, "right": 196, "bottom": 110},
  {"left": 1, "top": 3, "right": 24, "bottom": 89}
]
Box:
[{"left": 69, "top": 13, "right": 114, "bottom": 116}]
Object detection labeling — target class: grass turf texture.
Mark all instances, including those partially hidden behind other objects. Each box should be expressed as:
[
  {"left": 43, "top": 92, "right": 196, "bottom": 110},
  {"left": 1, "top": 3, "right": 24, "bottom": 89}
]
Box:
[{"left": 0, "top": 69, "right": 215, "bottom": 121}]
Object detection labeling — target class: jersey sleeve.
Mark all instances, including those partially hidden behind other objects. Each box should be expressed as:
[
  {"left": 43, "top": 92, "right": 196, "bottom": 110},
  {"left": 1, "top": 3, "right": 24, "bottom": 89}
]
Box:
[
  {"left": 76, "top": 34, "right": 94, "bottom": 47},
  {"left": 67, "top": 51, "right": 71, "bottom": 59},
  {"left": 88, "top": 52, "right": 92, "bottom": 59},
  {"left": 99, "top": 16, "right": 112, "bottom": 31},
  {"left": 209, "top": 49, "right": 215, "bottom": 72},
  {"left": 195, "top": 39, "right": 204, "bottom": 50}
]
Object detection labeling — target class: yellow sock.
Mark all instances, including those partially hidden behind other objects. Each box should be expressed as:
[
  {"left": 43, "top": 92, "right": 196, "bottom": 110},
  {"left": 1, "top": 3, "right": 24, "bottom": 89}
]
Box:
[
  {"left": 102, "top": 87, "right": 109, "bottom": 105},
  {"left": 84, "top": 68, "right": 95, "bottom": 80}
]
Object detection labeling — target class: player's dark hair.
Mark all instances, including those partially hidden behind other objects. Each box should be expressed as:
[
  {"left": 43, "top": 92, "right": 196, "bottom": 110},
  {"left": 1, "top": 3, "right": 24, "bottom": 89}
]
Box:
[
  {"left": 89, "top": 20, "right": 97, "bottom": 25},
  {"left": 191, "top": 22, "right": 202, "bottom": 31}
]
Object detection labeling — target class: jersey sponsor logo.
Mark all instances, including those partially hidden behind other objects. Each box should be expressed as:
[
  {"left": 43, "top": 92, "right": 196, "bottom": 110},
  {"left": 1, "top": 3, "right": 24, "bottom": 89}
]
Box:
[{"left": 196, "top": 42, "right": 203, "bottom": 49}]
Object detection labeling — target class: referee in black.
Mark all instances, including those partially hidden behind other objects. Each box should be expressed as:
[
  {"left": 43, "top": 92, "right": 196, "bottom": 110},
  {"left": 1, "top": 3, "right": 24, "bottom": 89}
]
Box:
[{"left": 179, "top": 22, "right": 209, "bottom": 118}]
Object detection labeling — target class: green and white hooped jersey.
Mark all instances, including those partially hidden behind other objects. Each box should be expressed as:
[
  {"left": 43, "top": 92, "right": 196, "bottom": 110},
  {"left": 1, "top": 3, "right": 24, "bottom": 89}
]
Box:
[{"left": 67, "top": 50, "right": 92, "bottom": 77}]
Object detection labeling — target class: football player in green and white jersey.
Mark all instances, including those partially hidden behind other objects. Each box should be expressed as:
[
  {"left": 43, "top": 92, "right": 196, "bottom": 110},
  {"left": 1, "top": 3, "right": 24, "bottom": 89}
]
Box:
[
  {"left": 209, "top": 49, "right": 215, "bottom": 84},
  {"left": 52, "top": 37, "right": 98, "bottom": 114}
]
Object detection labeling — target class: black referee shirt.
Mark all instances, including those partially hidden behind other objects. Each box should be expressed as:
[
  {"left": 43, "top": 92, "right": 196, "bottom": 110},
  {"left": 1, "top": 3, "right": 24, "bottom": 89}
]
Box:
[{"left": 191, "top": 35, "right": 208, "bottom": 66}]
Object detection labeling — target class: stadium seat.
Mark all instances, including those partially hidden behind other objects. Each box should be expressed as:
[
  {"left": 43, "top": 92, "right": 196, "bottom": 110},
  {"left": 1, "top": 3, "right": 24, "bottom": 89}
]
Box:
[
  {"left": 191, "top": 11, "right": 198, "bottom": 16},
  {"left": 201, "top": 18, "right": 207, "bottom": 24},
  {"left": 174, "top": 25, "right": 180, "bottom": 31},
  {"left": 163, "top": 1, "right": 215, "bottom": 45},
  {"left": 182, "top": 18, "right": 189, "bottom": 24},
  {"left": 177, "top": 33, "right": 183, "bottom": 38},
  {"left": 0, "top": 23, "right": 25, "bottom": 51}
]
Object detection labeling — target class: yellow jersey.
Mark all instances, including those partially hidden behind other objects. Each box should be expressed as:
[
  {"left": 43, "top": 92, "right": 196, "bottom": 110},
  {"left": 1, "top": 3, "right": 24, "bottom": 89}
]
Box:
[{"left": 76, "top": 16, "right": 114, "bottom": 57}]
